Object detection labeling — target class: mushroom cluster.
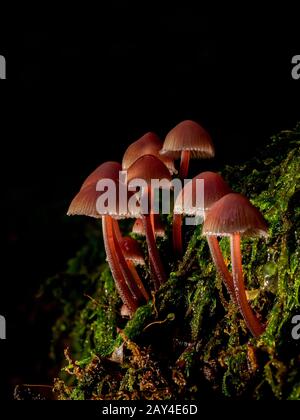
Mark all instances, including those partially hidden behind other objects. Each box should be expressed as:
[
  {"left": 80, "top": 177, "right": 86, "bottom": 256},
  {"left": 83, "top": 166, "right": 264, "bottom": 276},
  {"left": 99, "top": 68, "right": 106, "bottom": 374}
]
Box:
[{"left": 68, "top": 120, "right": 268, "bottom": 337}]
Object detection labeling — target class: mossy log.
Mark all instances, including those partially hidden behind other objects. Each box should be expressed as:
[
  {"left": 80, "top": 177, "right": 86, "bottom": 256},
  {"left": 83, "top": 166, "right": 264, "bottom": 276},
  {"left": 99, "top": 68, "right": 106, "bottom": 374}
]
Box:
[{"left": 38, "top": 124, "right": 300, "bottom": 400}]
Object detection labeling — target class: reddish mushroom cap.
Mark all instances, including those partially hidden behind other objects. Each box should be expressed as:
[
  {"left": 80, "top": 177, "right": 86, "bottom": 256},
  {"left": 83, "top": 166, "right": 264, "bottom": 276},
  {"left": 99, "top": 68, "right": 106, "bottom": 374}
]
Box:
[
  {"left": 68, "top": 183, "right": 137, "bottom": 219},
  {"left": 120, "top": 236, "right": 145, "bottom": 266},
  {"left": 122, "top": 132, "right": 177, "bottom": 175},
  {"left": 174, "top": 171, "right": 232, "bottom": 216},
  {"left": 160, "top": 120, "right": 215, "bottom": 159},
  {"left": 202, "top": 193, "right": 268, "bottom": 237},
  {"left": 127, "top": 154, "right": 172, "bottom": 185},
  {"left": 132, "top": 216, "right": 166, "bottom": 238},
  {"left": 67, "top": 161, "right": 134, "bottom": 219},
  {"left": 67, "top": 183, "right": 102, "bottom": 218}
]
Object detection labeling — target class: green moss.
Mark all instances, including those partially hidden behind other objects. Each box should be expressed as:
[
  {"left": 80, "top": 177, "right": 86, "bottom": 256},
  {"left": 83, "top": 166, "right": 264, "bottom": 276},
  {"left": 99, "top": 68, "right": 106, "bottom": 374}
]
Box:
[{"left": 39, "top": 123, "right": 300, "bottom": 400}]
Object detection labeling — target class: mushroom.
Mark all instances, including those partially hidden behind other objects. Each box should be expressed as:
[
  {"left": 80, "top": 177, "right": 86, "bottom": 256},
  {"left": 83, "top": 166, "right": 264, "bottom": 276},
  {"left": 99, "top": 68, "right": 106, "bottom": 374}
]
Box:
[
  {"left": 122, "top": 131, "right": 177, "bottom": 175},
  {"left": 160, "top": 120, "right": 215, "bottom": 179},
  {"left": 173, "top": 171, "right": 235, "bottom": 300},
  {"left": 202, "top": 193, "right": 268, "bottom": 337},
  {"left": 127, "top": 154, "right": 172, "bottom": 288},
  {"left": 132, "top": 216, "right": 166, "bottom": 239},
  {"left": 121, "top": 236, "right": 145, "bottom": 266},
  {"left": 67, "top": 162, "right": 143, "bottom": 314},
  {"left": 120, "top": 236, "right": 149, "bottom": 301}
]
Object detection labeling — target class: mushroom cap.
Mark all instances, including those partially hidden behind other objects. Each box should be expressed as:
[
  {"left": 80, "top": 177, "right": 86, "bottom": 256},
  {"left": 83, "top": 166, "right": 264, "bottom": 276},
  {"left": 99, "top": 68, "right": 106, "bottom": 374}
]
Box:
[
  {"left": 132, "top": 216, "right": 166, "bottom": 238},
  {"left": 67, "top": 183, "right": 136, "bottom": 219},
  {"left": 120, "top": 236, "right": 145, "bottom": 265},
  {"left": 174, "top": 171, "right": 232, "bottom": 216},
  {"left": 127, "top": 154, "right": 172, "bottom": 186},
  {"left": 68, "top": 161, "right": 135, "bottom": 219},
  {"left": 160, "top": 120, "right": 215, "bottom": 159},
  {"left": 80, "top": 161, "right": 122, "bottom": 190},
  {"left": 122, "top": 132, "right": 177, "bottom": 175},
  {"left": 67, "top": 184, "right": 102, "bottom": 218},
  {"left": 202, "top": 193, "right": 268, "bottom": 238},
  {"left": 67, "top": 182, "right": 140, "bottom": 219}
]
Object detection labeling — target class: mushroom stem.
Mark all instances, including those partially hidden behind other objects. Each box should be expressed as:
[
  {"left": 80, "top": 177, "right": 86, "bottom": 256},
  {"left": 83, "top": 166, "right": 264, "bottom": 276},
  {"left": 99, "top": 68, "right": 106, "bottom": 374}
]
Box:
[
  {"left": 206, "top": 236, "right": 236, "bottom": 302},
  {"left": 230, "top": 233, "right": 265, "bottom": 337},
  {"left": 173, "top": 213, "right": 183, "bottom": 256},
  {"left": 112, "top": 218, "right": 122, "bottom": 242},
  {"left": 142, "top": 214, "right": 166, "bottom": 289},
  {"left": 126, "top": 260, "right": 149, "bottom": 301},
  {"left": 179, "top": 150, "right": 190, "bottom": 179},
  {"left": 111, "top": 219, "right": 145, "bottom": 302},
  {"left": 102, "top": 216, "right": 138, "bottom": 314},
  {"left": 150, "top": 188, "right": 156, "bottom": 237}
]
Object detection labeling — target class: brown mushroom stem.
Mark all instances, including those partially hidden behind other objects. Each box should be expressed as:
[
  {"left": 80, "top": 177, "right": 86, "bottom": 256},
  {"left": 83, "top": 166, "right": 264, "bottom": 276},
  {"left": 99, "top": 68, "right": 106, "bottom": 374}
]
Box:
[
  {"left": 173, "top": 213, "right": 183, "bottom": 256},
  {"left": 126, "top": 260, "right": 149, "bottom": 301},
  {"left": 102, "top": 215, "right": 138, "bottom": 314},
  {"left": 179, "top": 150, "right": 190, "bottom": 179},
  {"left": 111, "top": 219, "right": 145, "bottom": 302},
  {"left": 150, "top": 188, "right": 156, "bottom": 237},
  {"left": 111, "top": 219, "right": 147, "bottom": 302},
  {"left": 142, "top": 214, "right": 166, "bottom": 288},
  {"left": 206, "top": 236, "right": 236, "bottom": 302},
  {"left": 112, "top": 218, "right": 122, "bottom": 242},
  {"left": 230, "top": 233, "right": 265, "bottom": 337}
]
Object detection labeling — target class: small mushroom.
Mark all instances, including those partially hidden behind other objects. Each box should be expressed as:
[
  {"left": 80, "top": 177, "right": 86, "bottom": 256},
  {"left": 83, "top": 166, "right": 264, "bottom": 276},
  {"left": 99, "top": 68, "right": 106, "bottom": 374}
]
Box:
[
  {"left": 121, "top": 236, "right": 145, "bottom": 266},
  {"left": 160, "top": 120, "right": 215, "bottom": 179},
  {"left": 132, "top": 216, "right": 166, "bottom": 239},
  {"left": 203, "top": 193, "right": 268, "bottom": 337},
  {"left": 122, "top": 131, "right": 177, "bottom": 175}
]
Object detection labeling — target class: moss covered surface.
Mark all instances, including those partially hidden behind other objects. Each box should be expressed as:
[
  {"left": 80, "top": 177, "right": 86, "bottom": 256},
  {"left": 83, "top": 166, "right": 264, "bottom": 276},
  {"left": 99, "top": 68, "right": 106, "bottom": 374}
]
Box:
[{"left": 43, "top": 124, "right": 300, "bottom": 400}]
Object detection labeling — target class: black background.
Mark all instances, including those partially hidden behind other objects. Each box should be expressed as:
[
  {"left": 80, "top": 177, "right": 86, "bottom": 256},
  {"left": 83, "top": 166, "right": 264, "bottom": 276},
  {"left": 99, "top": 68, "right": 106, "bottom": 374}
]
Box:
[{"left": 0, "top": 4, "right": 299, "bottom": 400}]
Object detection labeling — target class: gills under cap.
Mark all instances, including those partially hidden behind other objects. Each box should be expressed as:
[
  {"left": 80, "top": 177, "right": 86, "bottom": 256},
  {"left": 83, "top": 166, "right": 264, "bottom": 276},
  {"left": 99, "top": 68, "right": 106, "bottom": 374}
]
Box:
[
  {"left": 202, "top": 193, "right": 268, "bottom": 237},
  {"left": 160, "top": 120, "right": 215, "bottom": 159}
]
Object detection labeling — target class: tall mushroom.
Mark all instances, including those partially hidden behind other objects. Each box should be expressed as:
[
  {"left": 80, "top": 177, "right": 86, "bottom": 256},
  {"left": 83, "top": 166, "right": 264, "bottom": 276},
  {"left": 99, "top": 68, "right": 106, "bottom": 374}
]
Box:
[
  {"left": 127, "top": 154, "right": 172, "bottom": 288},
  {"left": 132, "top": 216, "right": 166, "bottom": 239},
  {"left": 173, "top": 171, "right": 235, "bottom": 300},
  {"left": 67, "top": 162, "right": 143, "bottom": 314},
  {"left": 159, "top": 120, "right": 215, "bottom": 179},
  {"left": 202, "top": 193, "right": 268, "bottom": 337}
]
